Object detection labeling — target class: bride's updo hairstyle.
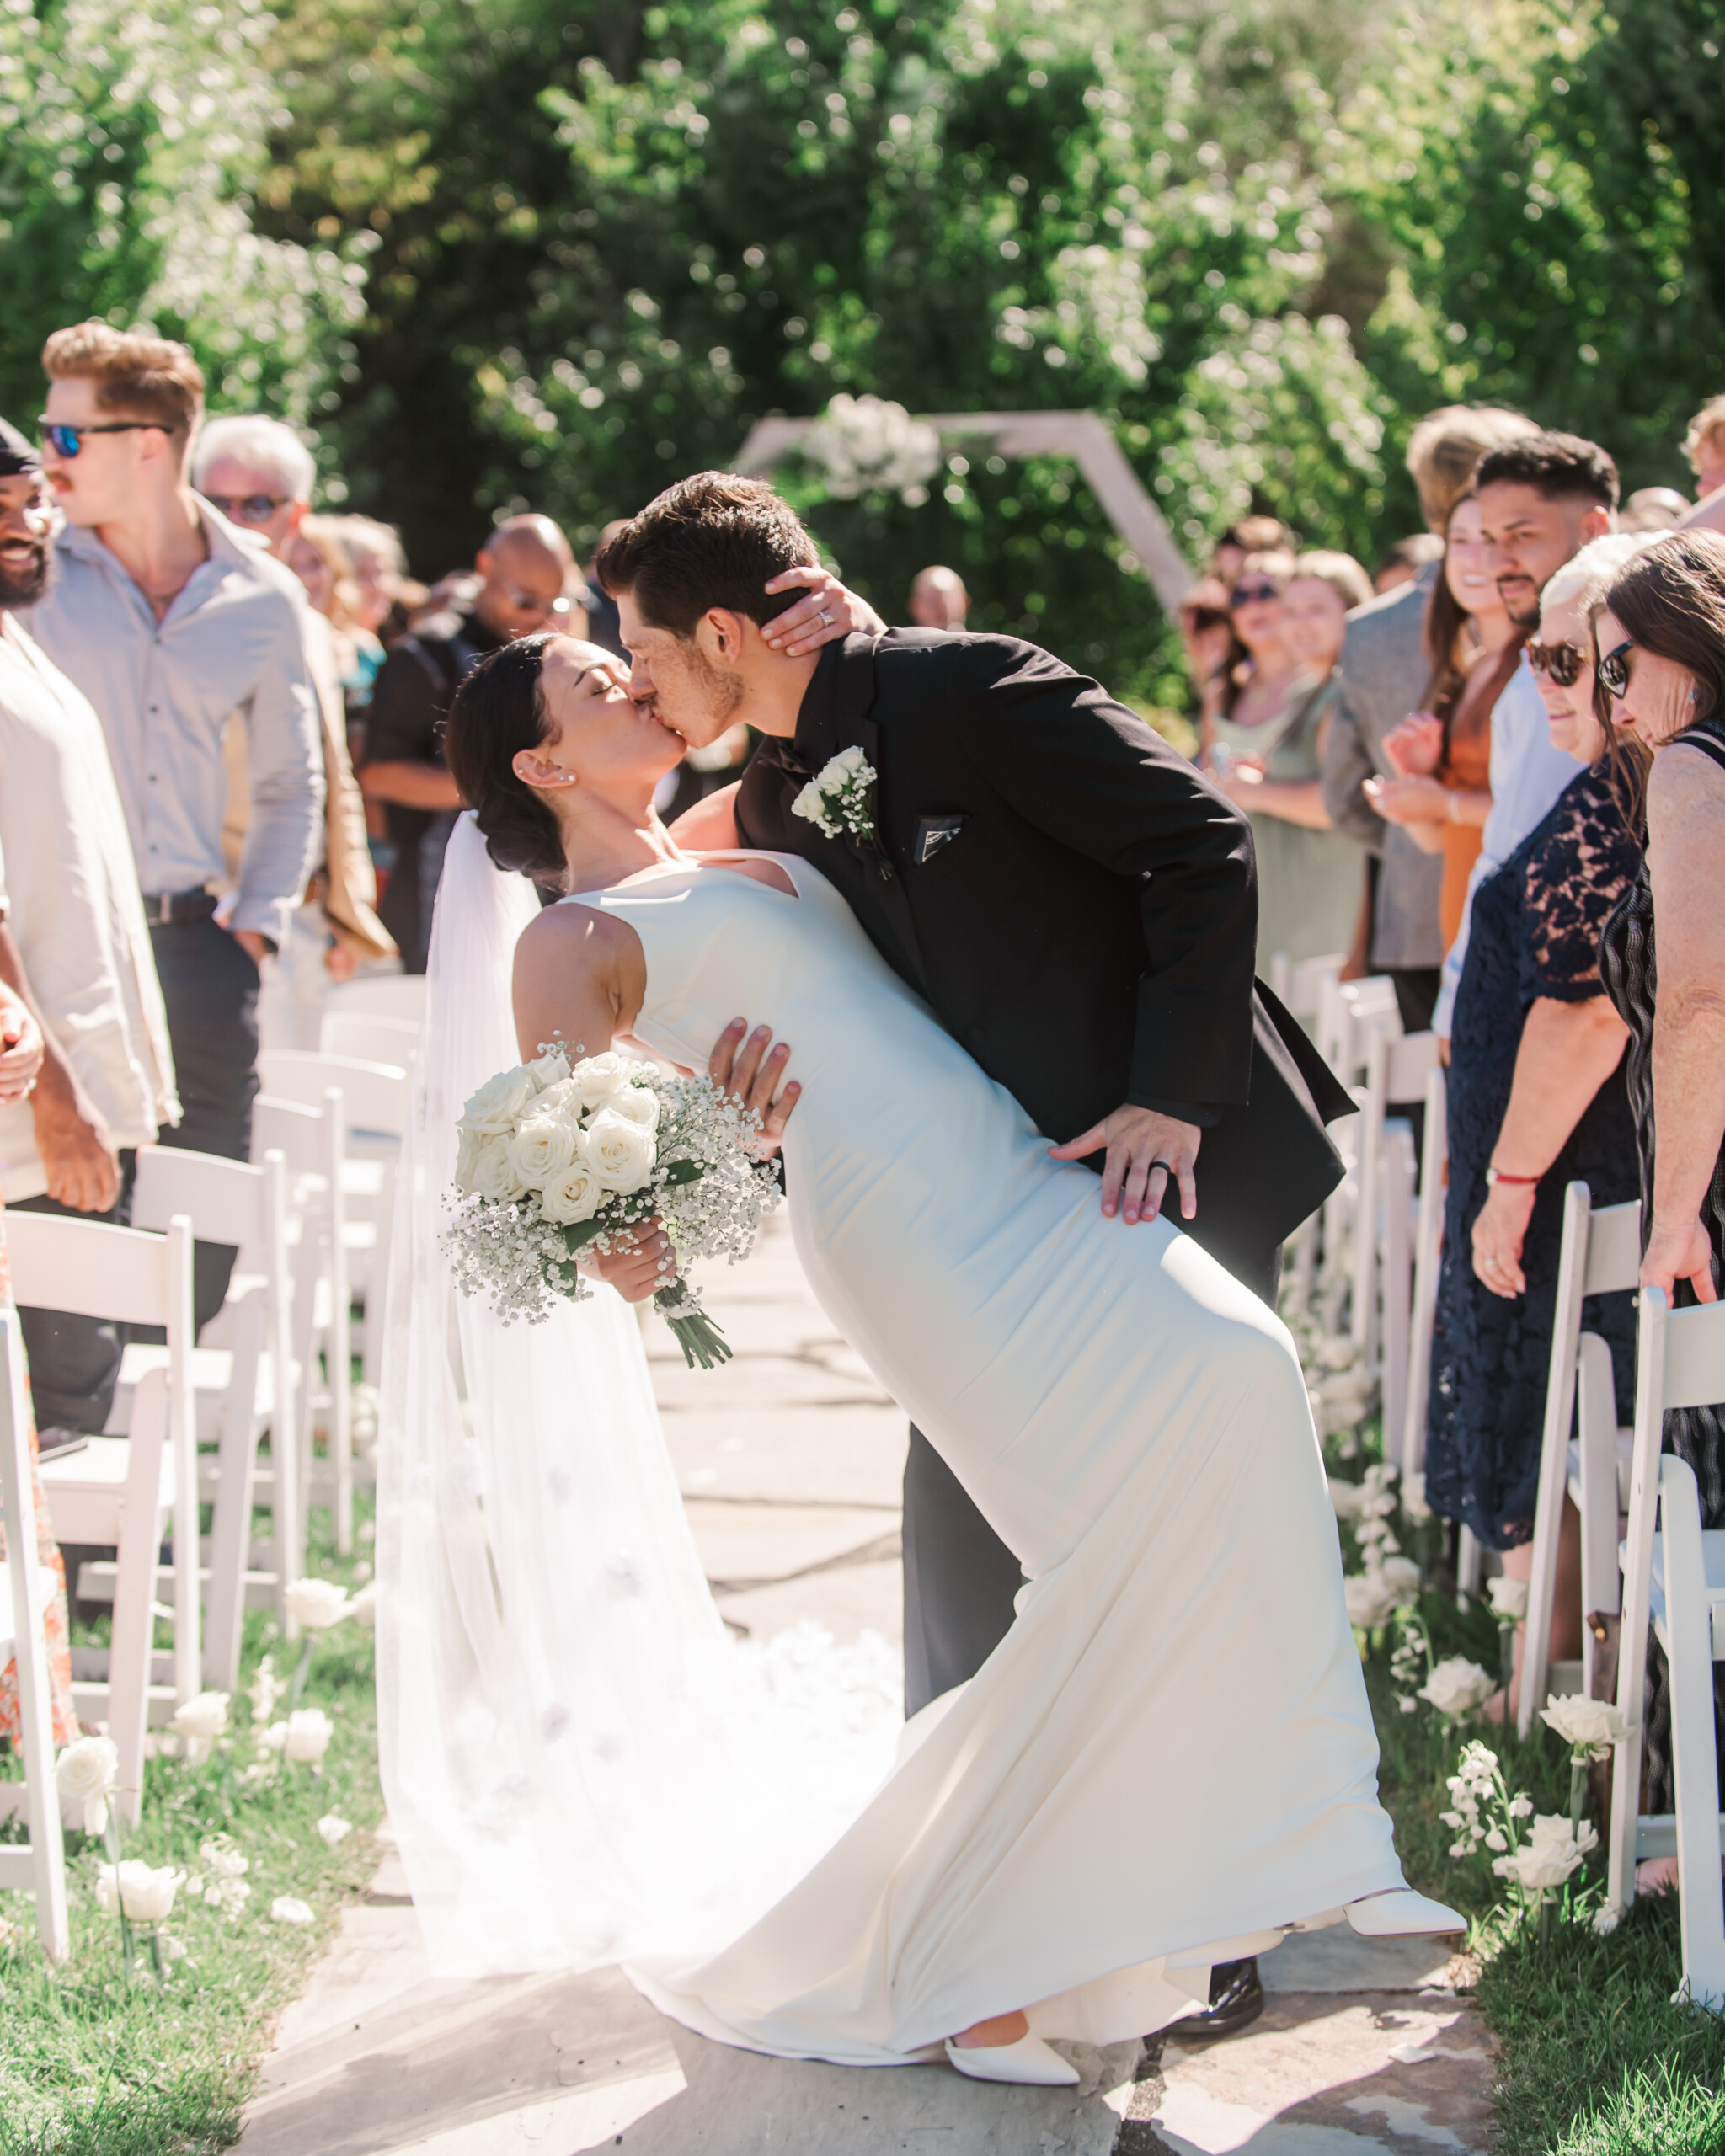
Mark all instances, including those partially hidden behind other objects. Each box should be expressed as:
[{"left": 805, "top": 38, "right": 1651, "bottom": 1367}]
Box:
[{"left": 443, "top": 632, "right": 568, "bottom": 885}]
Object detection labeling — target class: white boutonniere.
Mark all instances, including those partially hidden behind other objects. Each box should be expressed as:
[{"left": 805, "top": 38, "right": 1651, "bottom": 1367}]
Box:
[{"left": 792, "top": 745, "right": 879, "bottom": 846}]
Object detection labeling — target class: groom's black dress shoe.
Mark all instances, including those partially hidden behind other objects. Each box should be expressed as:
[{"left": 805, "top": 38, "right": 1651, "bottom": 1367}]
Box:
[{"left": 1173, "top": 1957, "right": 1264, "bottom": 2042}]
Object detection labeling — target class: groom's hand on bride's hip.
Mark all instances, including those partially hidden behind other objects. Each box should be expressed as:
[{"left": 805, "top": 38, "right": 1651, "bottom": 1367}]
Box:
[
  {"left": 710, "top": 1018, "right": 801, "bottom": 1159},
  {"left": 589, "top": 1225, "right": 676, "bottom": 1303},
  {"left": 1048, "top": 1106, "right": 1200, "bottom": 1226}
]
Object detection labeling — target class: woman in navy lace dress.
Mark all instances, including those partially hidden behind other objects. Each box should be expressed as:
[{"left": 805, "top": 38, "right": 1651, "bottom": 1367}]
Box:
[
  {"left": 1426, "top": 546, "right": 1644, "bottom": 1702},
  {"left": 1596, "top": 531, "right": 1725, "bottom": 1856}
]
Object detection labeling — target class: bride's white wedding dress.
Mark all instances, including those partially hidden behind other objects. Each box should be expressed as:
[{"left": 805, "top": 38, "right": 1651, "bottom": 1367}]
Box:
[{"left": 379, "top": 815, "right": 1410, "bottom": 2070}]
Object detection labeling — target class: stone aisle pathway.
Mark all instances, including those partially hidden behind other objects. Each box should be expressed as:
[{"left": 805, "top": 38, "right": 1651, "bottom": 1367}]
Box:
[{"left": 241, "top": 1217, "right": 1497, "bottom": 2156}]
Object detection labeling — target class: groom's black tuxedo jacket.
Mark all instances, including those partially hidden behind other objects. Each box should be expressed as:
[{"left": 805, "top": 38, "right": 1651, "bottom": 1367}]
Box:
[{"left": 734, "top": 629, "right": 1352, "bottom": 1275}]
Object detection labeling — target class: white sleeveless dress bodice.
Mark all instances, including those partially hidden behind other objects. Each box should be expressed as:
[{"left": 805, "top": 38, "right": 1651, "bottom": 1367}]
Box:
[{"left": 561, "top": 853, "right": 1403, "bottom": 2061}]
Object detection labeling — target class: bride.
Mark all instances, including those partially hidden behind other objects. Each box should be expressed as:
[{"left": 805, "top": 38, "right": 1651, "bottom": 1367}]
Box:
[{"left": 381, "top": 628, "right": 1459, "bottom": 2089}]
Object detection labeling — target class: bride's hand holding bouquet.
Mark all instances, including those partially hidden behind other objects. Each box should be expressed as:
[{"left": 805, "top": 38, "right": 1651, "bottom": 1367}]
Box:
[{"left": 446, "top": 1042, "right": 783, "bottom": 1368}]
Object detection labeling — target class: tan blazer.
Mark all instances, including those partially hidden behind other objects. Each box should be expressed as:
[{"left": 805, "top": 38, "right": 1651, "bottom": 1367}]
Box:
[{"left": 222, "top": 611, "right": 397, "bottom": 963}]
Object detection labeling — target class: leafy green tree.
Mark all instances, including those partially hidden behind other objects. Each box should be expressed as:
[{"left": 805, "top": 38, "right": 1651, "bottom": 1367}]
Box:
[{"left": 0, "top": 0, "right": 365, "bottom": 438}]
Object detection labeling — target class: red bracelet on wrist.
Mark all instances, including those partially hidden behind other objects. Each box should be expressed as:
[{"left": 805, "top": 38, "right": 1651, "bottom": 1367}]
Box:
[{"left": 1486, "top": 1166, "right": 1541, "bottom": 1187}]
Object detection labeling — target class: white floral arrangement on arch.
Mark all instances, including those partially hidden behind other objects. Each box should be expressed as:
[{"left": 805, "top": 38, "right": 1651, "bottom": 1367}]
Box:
[
  {"left": 446, "top": 1044, "right": 781, "bottom": 1367},
  {"left": 799, "top": 392, "right": 943, "bottom": 504}
]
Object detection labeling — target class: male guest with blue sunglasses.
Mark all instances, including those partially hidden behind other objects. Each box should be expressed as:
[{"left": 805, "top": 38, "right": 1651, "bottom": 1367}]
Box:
[{"left": 26, "top": 321, "right": 324, "bottom": 1330}]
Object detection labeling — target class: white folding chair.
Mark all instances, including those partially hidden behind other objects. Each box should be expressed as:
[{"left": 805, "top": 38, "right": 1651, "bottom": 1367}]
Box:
[
  {"left": 20, "top": 1213, "right": 194, "bottom": 1826},
  {"left": 1519, "top": 1185, "right": 1642, "bottom": 1733},
  {"left": 1316, "top": 978, "right": 1402, "bottom": 1327},
  {"left": 320, "top": 1011, "right": 419, "bottom": 1070},
  {"left": 1605, "top": 1288, "right": 1725, "bottom": 2007},
  {"left": 1268, "top": 951, "right": 1345, "bottom": 1027},
  {"left": 260, "top": 1049, "right": 408, "bottom": 1401},
  {"left": 1401, "top": 1065, "right": 1447, "bottom": 1479},
  {"left": 1351, "top": 1030, "right": 1440, "bottom": 1445},
  {"left": 325, "top": 973, "right": 425, "bottom": 1026},
  {"left": 0, "top": 1305, "right": 69, "bottom": 1957}
]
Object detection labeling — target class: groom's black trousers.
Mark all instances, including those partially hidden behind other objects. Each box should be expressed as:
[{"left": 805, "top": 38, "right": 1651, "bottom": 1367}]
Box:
[{"left": 901, "top": 1236, "right": 1283, "bottom": 1719}]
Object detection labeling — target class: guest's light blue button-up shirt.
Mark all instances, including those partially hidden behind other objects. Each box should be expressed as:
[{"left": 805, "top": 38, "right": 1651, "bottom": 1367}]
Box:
[{"left": 24, "top": 501, "right": 324, "bottom": 947}]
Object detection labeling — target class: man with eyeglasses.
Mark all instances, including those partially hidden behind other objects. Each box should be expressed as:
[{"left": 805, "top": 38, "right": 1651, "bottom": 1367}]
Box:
[
  {"left": 25, "top": 320, "right": 323, "bottom": 1332},
  {"left": 360, "top": 513, "right": 588, "bottom": 972}
]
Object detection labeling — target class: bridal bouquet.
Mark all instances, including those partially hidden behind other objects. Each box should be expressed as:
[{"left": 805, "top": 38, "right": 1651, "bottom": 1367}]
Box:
[{"left": 446, "top": 1046, "right": 780, "bottom": 1367}]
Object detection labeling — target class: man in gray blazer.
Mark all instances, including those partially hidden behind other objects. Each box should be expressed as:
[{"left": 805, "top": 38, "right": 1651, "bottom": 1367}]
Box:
[{"left": 1322, "top": 406, "right": 1536, "bottom": 1031}]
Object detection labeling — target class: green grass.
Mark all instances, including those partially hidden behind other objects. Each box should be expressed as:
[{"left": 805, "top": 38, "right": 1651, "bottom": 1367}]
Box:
[
  {"left": 1322, "top": 1406, "right": 1725, "bottom": 2156},
  {"left": 0, "top": 1506, "right": 382, "bottom": 2156}
]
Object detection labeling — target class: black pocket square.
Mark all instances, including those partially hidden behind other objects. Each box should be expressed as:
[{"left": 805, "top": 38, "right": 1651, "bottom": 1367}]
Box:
[{"left": 914, "top": 814, "right": 969, "bottom": 866}]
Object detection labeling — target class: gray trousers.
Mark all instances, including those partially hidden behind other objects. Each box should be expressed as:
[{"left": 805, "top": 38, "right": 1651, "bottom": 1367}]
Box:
[{"left": 901, "top": 1237, "right": 1283, "bottom": 1717}]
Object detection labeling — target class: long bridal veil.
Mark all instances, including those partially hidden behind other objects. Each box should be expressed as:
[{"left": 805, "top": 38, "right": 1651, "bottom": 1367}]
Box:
[{"left": 377, "top": 814, "right": 895, "bottom": 1977}]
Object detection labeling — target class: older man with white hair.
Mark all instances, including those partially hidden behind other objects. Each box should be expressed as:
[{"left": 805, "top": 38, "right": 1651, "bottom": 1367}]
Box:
[{"left": 190, "top": 412, "right": 395, "bottom": 1041}]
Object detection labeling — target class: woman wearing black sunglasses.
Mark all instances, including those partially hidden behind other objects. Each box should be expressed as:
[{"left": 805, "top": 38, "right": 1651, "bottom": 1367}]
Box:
[{"left": 1594, "top": 530, "right": 1725, "bottom": 1886}]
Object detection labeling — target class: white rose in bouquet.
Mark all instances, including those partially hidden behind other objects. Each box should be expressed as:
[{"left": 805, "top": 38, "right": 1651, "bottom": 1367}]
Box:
[
  {"left": 604, "top": 1083, "right": 660, "bottom": 1133},
  {"left": 470, "top": 1138, "right": 528, "bottom": 1205},
  {"left": 283, "top": 1708, "right": 334, "bottom": 1765},
  {"left": 1418, "top": 1656, "right": 1496, "bottom": 1718},
  {"left": 793, "top": 779, "right": 826, "bottom": 824},
  {"left": 56, "top": 1734, "right": 119, "bottom": 1834},
  {"left": 453, "top": 1124, "right": 489, "bottom": 1193},
  {"left": 1344, "top": 1572, "right": 1397, "bottom": 1630},
  {"left": 1487, "top": 1574, "right": 1530, "bottom": 1624},
  {"left": 98, "top": 1860, "right": 183, "bottom": 1923},
  {"left": 526, "top": 1047, "right": 571, "bottom": 1092},
  {"left": 506, "top": 1113, "right": 579, "bottom": 1191},
  {"left": 539, "top": 1160, "right": 603, "bottom": 1226},
  {"left": 459, "top": 1065, "right": 536, "bottom": 1134},
  {"left": 286, "top": 1577, "right": 352, "bottom": 1630},
  {"left": 571, "top": 1051, "right": 633, "bottom": 1111},
  {"left": 1541, "top": 1694, "right": 1632, "bottom": 1758},
  {"left": 585, "top": 1109, "right": 656, "bottom": 1193}
]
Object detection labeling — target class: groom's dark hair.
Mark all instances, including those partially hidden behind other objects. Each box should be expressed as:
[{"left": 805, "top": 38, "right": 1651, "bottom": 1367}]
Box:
[{"left": 596, "top": 472, "right": 819, "bottom": 638}]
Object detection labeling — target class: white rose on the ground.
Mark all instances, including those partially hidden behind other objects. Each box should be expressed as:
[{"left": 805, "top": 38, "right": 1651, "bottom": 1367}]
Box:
[
  {"left": 1381, "top": 1555, "right": 1423, "bottom": 1603},
  {"left": 1541, "top": 1694, "right": 1632, "bottom": 1757},
  {"left": 270, "top": 1897, "right": 316, "bottom": 1926},
  {"left": 1418, "top": 1657, "right": 1496, "bottom": 1718},
  {"left": 286, "top": 1577, "right": 352, "bottom": 1631},
  {"left": 1487, "top": 1574, "right": 1530, "bottom": 1624},
  {"left": 570, "top": 1051, "right": 632, "bottom": 1110},
  {"left": 585, "top": 1109, "right": 655, "bottom": 1193},
  {"left": 169, "top": 1692, "right": 231, "bottom": 1759},
  {"left": 317, "top": 1814, "right": 353, "bottom": 1847},
  {"left": 1493, "top": 1814, "right": 1596, "bottom": 1892},
  {"left": 283, "top": 1708, "right": 334, "bottom": 1764},
  {"left": 56, "top": 1734, "right": 119, "bottom": 1834},
  {"left": 605, "top": 1083, "right": 660, "bottom": 1133},
  {"left": 506, "top": 1113, "right": 579, "bottom": 1191},
  {"left": 526, "top": 1047, "right": 570, "bottom": 1092},
  {"left": 469, "top": 1137, "right": 528, "bottom": 1204},
  {"left": 1344, "top": 1572, "right": 1397, "bottom": 1630},
  {"left": 200, "top": 1838, "right": 249, "bottom": 1879},
  {"left": 1402, "top": 1471, "right": 1433, "bottom": 1523},
  {"left": 539, "top": 1160, "right": 603, "bottom": 1226},
  {"left": 348, "top": 1580, "right": 379, "bottom": 1629},
  {"left": 459, "top": 1065, "right": 536, "bottom": 1134},
  {"left": 98, "top": 1860, "right": 183, "bottom": 1923}
]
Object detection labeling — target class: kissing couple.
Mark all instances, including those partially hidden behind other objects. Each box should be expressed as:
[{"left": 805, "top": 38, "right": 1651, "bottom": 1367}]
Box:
[{"left": 377, "top": 471, "right": 1458, "bottom": 2087}]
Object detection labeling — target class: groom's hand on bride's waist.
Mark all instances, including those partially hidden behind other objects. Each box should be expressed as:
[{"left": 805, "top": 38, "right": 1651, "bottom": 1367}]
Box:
[
  {"left": 1048, "top": 1106, "right": 1200, "bottom": 1226},
  {"left": 709, "top": 1018, "right": 801, "bottom": 1160}
]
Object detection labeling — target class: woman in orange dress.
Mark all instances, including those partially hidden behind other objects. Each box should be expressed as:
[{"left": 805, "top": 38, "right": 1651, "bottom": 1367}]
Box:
[
  {"left": 1366, "top": 493, "right": 1520, "bottom": 937},
  {"left": 0, "top": 979, "right": 77, "bottom": 1751}
]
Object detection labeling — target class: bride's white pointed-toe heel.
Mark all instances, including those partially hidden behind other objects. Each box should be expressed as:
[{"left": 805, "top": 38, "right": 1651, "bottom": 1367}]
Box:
[
  {"left": 944, "top": 2034, "right": 1080, "bottom": 2087},
  {"left": 1347, "top": 1887, "right": 1467, "bottom": 1939}
]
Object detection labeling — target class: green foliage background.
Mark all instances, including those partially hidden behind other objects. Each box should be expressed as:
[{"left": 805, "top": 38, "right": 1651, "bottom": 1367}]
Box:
[{"left": 3, "top": 0, "right": 1723, "bottom": 700}]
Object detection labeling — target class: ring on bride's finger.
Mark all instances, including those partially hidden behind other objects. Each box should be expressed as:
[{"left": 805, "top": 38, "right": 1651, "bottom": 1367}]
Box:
[{"left": 817, "top": 607, "right": 833, "bottom": 627}]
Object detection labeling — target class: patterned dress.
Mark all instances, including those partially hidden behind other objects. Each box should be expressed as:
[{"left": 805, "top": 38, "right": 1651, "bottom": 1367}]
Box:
[
  {"left": 1599, "top": 714, "right": 1725, "bottom": 1812},
  {"left": 1426, "top": 760, "right": 1642, "bottom": 1548},
  {"left": 0, "top": 1204, "right": 77, "bottom": 1750}
]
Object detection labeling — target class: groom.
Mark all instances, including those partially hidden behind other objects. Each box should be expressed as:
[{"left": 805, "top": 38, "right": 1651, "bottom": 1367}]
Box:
[{"left": 598, "top": 473, "right": 1352, "bottom": 2038}]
